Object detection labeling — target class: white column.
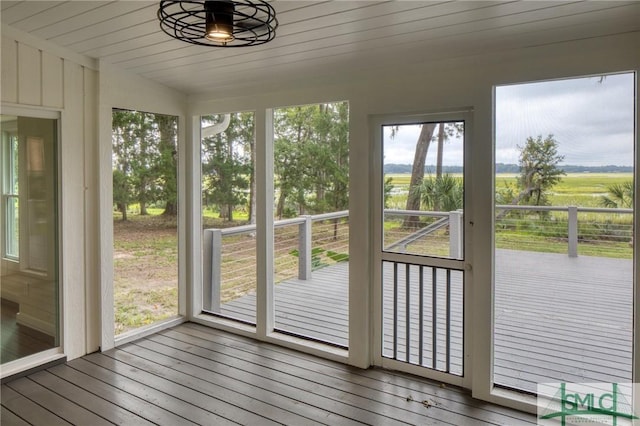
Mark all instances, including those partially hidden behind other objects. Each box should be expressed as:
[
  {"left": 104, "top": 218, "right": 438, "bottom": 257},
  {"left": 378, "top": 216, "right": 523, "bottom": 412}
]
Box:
[
  {"left": 568, "top": 206, "right": 578, "bottom": 258},
  {"left": 207, "top": 229, "right": 222, "bottom": 313},
  {"left": 449, "top": 210, "right": 464, "bottom": 259},
  {"left": 299, "top": 215, "right": 312, "bottom": 280},
  {"left": 256, "top": 108, "right": 274, "bottom": 338}
]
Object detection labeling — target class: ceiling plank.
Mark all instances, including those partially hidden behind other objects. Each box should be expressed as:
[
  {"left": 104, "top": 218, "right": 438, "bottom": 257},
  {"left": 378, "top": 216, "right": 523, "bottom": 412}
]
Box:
[
  {"left": 116, "top": 1, "right": 483, "bottom": 73},
  {"left": 8, "top": 1, "right": 106, "bottom": 33},
  {"left": 103, "top": 2, "right": 513, "bottom": 69},
  {"left": 138, "top": 1, "right": 625, "bottom": 82},
  {"left": 30, "top": 2, "right": 151, "bottom": 41},
  {"left": 1, "top": 1, "right": 22, "bottom": 12},
  {"left": 1, "top": 0, "right": 639, "bottom": 96},
  {"left": 1, "top": 0, "right": 63, "bottom": 25},
  {"left": 153, "top": 5, "right": 640, "bottom": 95}
]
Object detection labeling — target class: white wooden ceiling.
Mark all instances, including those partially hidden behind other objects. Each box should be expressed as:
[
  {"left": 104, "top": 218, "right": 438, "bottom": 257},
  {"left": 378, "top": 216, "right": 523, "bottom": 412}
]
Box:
[{"left": 2, "top": 1, "right": 640, "bottom": 97}]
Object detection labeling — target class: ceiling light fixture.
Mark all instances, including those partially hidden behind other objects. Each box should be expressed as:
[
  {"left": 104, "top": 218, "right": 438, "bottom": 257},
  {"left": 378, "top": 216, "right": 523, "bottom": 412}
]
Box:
[{"left": 158, "top": 0, "right": 278, "bottom": 47}]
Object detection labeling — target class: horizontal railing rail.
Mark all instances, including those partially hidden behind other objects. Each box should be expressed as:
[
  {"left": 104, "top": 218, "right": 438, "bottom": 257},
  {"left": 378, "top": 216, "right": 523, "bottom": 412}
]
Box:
[
  {"left": 383, "top": 209, "right": 463, "bottom": 258},
  {"left": 496, "top": 205, "right": 633, "bottom": 214}
]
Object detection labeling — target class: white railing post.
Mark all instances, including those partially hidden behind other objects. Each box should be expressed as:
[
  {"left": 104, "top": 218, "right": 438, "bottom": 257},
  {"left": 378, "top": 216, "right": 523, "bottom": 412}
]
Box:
[
  {"left": 202, "top": 229, "right": 212, "bottom": 310},
  {"left": 449, "top": 210, "right": 463, "bottom": 259},
  {"left": 211, "top": 229, "right": 223, "bottom": 312},
  {"left": 568, "top": 206, "right": 578, "bottom": 258},
  {"left": 203, "top": 229, "right": 223, "bottom": 313},
  {"left": 299, "top": 215, "right": 312, "bottom": 280}
]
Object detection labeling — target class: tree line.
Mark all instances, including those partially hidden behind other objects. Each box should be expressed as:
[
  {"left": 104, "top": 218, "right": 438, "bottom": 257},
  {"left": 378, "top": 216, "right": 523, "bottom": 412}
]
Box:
[
  {"left": 113, "top": 109, "right": 629, "bottom": 227},
  {"left": 201, "top": 102, "right": 349, "bottom": 223},
  {"left": 385, "top": 163, "right": 632, "bottom": 174},
  {"left": 112, "top": 103, "right": 349, "bottom": 223},
  {"left": 112, "top": 109, "right": 178, "bottom": 221}
]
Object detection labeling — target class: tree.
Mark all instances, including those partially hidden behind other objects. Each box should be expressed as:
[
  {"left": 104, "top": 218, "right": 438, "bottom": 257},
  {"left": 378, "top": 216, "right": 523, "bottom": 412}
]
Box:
[
  {"left": 383, "top": 176, "right": 394, "bottom": 208},
  {"left": 124, "top": 112, "right": 157, "bottom": 216},
  {"left": 600, "top": 181, "right": 633, "bottom": 208},
  {"left": 512, "top": 134, "right": 565, "bottom": 206},
  {"left": 156, "top": 114, "right": 178, "bottom": 216},
  {"left": 201, "top": 113, "right": 253, "bottom": 222},
  {"left": 435, "top": 122, "right": 464, "bottom": 179},
  {"left": 112, "top": 110, "right": 139, "bottom": 220},
  {"left": 421, "top": 174, "right": 463, "bottom": 212},
  {"left": 273, "top": 102, "right": 349, "bottom": 219},
  {"left": 112, "top": 110, "right": 179, "bottom": 220},
  {"left": 274, "top": 105, "right": 316, "bottom": 217},
  {"left": 433, "top": 122, "right": 464, "bottom": 211},
  {"left": 402, "top": 123, "right": 437, "bottom": 228},
  {"left": 112, "top": 169, "right": 132, "bottom": 221}
]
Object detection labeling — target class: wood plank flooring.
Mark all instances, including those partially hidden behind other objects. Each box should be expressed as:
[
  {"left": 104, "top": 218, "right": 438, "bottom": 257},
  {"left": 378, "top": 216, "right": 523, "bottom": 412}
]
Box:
[
  {"left": 1, "top": 323, "right": 536, "bottom": 425},
  {"left": 219, "top": 250, "right": 633, "bottom": 393},
  {"left": 1, "top": 299, "right": 55, "bottom": 364}
]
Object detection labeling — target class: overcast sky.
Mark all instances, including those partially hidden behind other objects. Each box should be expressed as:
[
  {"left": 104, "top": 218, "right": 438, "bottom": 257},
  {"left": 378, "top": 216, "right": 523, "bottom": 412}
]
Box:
[{"left": 384, "top": 72, "right": 635, "bottom": 167}]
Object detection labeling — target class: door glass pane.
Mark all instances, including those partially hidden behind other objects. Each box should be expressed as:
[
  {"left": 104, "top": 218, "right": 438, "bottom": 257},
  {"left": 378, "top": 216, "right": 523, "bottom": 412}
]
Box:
[
  {"left": 1, "top": 115, "right": 59, "bottom": 364},
  {"left": 493, "top": 73, "right": 635, "bottom": 393},
  {"left": 383, "top": 122, "right": 464, "bottom": 259},
  {"left": 112, "top": 110, "right": 179, "bottom": 335},
  {"left": 201, "top": 112, "right": 256, "bottom": 325},
  {"left": 272, "top": 102, "right": 349, "bottom": 346}
]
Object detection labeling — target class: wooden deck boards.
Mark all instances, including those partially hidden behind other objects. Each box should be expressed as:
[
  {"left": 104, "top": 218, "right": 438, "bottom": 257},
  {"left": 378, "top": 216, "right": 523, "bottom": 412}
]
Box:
[
  {"left": 220, "top": 250, "right": 633, "bottom": 393},
  {"left": 1, "top": 323, "right": 536, "bottom": 425}
]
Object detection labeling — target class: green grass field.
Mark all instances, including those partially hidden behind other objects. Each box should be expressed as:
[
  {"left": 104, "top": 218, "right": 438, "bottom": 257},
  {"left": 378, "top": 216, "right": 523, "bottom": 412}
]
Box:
[
  {"left": 386, "top": 172, "right": 633, "bottom": 207},
  {"left": 384, "top": 172, "right": 633, "bottom": 259}
]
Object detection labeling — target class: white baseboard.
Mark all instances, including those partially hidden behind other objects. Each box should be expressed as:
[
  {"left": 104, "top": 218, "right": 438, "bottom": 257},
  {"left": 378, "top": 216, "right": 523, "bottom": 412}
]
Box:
[{"left": 16, "top": 312, "right": 56, "bottom": 336}]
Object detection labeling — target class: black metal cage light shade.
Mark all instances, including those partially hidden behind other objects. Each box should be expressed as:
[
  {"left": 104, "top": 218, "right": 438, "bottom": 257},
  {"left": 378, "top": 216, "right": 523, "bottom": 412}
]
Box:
[{"left": 158, "top": 0, "right": 278, "bottom": 47}]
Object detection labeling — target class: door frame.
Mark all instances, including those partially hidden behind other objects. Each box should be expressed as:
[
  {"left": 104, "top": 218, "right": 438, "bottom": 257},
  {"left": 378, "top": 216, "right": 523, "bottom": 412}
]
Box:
[
  {"left": 0, "top": 105, "right": 64, "bottom": 378},
  {"left": 371, "top": 110, "right": 473, "bottom": 389}
]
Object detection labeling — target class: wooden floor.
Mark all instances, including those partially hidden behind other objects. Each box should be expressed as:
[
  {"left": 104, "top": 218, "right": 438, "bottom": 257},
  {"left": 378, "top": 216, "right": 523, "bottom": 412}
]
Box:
[
  {"left": 1, "top": 299, "right": 55, "bottom": 365},
  {"left": 1, "top": 322, "right": 536, "bottom": 425},
  {"left": 221, "top": 250, "right": 633, "bottom": 393}
]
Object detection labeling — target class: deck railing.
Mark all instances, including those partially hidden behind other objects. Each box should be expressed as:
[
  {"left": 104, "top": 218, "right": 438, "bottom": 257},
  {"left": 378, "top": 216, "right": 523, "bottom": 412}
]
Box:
[
  {"left": 203, "top": 211, "right": 349, "bottom": 312},
  {"left": 495, "top": 205, "right": 633, "bottom": 257},
  {"left": 203, "top": 205, "right": 632, "bottom": 312},
  {"left": 384, "top": 209, "right": 464, "bottom": 258}
]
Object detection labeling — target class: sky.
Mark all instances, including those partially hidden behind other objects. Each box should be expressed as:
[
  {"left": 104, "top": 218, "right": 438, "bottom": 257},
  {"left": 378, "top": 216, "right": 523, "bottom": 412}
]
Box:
[{"left": 383, "top": 72, "right": 635, "bottom": 167}]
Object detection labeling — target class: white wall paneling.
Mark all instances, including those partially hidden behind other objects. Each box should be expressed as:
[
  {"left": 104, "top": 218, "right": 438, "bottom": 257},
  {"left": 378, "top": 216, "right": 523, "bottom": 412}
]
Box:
[
  {"left": 16, "top": 43, "right": 40, "bottom": 106},
  {"left": 1, "top": 32, "right": 99, "bottom": 370},
  {"left": 41, "top": 51, "right": 63, "bottom": 108},
  {"left": 1, "top": 36, "right": 18, "bottom": 103}
]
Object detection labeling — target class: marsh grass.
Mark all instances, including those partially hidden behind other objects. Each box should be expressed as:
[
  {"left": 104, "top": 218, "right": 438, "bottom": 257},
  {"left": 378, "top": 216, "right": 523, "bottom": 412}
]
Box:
[{"left": 383, "top": 173, "right": 633, "bottom": 258}]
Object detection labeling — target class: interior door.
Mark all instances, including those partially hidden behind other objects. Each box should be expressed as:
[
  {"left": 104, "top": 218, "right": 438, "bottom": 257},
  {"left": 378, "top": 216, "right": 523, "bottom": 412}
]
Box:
[{"left": 374, "top": 111, "right": 470, "bottom": 386}]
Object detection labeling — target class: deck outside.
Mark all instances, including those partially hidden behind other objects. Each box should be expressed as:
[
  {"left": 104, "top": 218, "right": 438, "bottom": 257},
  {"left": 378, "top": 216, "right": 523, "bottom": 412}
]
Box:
[{"left": 221, "top": 249, "right": 632, "bottom": 394}]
